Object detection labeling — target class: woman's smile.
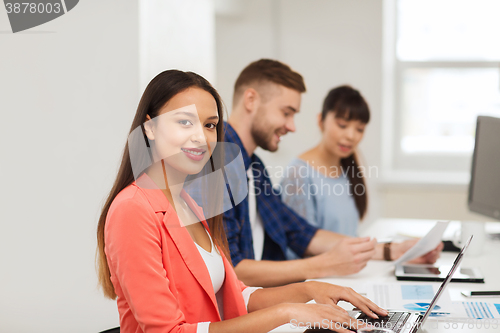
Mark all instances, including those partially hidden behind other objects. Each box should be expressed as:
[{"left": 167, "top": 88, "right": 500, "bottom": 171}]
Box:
[
  {"left": 181, "top": 147, "right": 207, "bottom": 161},
  {"left": 338, "top": 143, "right": 352, "bottom": 153}
]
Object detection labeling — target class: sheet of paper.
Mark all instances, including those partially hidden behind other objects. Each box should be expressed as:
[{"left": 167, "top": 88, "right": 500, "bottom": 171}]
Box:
[
  {"left": 363, "top": 283, "right": 453, "bottom": 312},
  {"left": 451, "top": 302, "right": 500, "bottom": 319},
  {"left": 363, "top": 283, "right": 500, "bottom": 320},
  {"left": 394, "top": 221, "right": 450, "bottom": 265}
]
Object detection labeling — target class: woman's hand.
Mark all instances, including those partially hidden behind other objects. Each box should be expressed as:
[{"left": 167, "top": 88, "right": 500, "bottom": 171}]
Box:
[
  {"left": 304, "top": 281, "right": 388, "bottom": 320},
  {"left": 285, "top": 303, "right": 371, "bottom": 333},
  {"left": 242, "top": 281, "right": 386, "bottom": 333},
  {"left": 392, "top": 240, "right": 444, "bottom": 264}
]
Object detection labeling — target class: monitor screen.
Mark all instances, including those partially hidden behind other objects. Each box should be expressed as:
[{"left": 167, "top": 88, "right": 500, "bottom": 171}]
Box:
[{"left": 468, "top": 116, "right": 500, "bottom": 220}]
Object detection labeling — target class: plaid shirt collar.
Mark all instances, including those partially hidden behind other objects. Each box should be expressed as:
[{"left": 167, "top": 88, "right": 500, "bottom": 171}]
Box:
[
  {"left": 224, "top": 122, "right": 252, "bottom": 171},
  {"left": 222, "top": 121, "right": 318, "bottom": 264}
]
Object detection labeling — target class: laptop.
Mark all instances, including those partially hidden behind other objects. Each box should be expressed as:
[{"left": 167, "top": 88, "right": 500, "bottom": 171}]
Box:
[{"left": 305, "top": 235, "right": 473, "bottom": 333}]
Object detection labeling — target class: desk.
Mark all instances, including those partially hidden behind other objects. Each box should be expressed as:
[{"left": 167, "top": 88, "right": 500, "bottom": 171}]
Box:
[{"left": 271, "top": 219, "right": 500, "bottom": 333}]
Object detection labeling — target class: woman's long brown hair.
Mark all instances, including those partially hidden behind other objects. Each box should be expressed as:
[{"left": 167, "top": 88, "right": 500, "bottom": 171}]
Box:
[
  {"left": 97, "top": 70, "right": 230, "bottom": 299},
  {"left": 321, "top": 85, "right": 370, "bottom": 220}
]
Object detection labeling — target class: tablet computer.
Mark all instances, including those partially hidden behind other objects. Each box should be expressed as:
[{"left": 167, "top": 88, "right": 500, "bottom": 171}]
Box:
[{"left": 395, "top": 264, "right": 484, "bottom": 283}]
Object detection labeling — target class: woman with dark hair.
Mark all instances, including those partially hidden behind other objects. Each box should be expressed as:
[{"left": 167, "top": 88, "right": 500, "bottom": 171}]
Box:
[
  {"left": 97, "top": 72, "right": 387, "bottom": 333},
  {"left": 281, "top": 85, "right": 443, "bottom": 262}
]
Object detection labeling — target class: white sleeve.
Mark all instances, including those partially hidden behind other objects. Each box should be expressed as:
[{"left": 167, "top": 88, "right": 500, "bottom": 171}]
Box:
[
  {"left": 196, "top": 322, "right": 211, "bottom": 333},
  {"left": 242, "top": 286, "right": 263, "bottom": 310},
  {"left": 196, "top": 288, "right": 261, "bottom": 333}
]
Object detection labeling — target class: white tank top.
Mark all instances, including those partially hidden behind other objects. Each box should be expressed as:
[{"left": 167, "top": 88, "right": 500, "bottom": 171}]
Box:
[
  {"left": 247, "top": 168, "right": 265, "bottom": 260},
  {"left": 195, "top": 228, "right": 225, "bottom": 294}
]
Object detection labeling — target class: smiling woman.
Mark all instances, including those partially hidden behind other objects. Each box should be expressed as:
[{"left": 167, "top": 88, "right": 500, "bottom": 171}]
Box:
[
  {"left": 96, "top": 71, "right": 387, "bottom": 333},
  {"left": 143, "top": 91, "right": 219, "bottom": 179}
]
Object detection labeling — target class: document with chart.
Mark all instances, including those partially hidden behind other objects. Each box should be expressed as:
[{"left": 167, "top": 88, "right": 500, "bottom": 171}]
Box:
[{"left": 363, "top": 283, "right": 500, "bottom": 320}]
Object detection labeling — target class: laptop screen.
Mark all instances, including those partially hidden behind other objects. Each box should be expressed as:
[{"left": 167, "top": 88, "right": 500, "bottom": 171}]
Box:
[{"left": 420, "top": 235, "right": 473, "bottom": 323}]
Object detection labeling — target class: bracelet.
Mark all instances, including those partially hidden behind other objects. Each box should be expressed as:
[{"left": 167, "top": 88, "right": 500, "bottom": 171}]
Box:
[{"left": 384, "top": 242, "right": 392, "bottom": 261}]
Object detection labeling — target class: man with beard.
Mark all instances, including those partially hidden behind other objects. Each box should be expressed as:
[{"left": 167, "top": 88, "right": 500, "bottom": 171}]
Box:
[{"left": 223, "top": 59, "right": 442, "bottom": 287}]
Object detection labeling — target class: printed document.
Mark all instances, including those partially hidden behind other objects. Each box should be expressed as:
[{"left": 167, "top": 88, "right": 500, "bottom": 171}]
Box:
[{"left": 394, "top": 221, "right": 450, "bottom": 266}]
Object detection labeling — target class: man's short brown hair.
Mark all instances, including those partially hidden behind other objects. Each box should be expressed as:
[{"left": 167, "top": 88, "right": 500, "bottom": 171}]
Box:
[{"left": 233, "top": 59, "right": 306, "bottom": 103}]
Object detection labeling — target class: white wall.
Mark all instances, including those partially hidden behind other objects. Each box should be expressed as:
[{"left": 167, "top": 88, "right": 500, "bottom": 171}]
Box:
[
  {"left": 0, "top": 1, "right": 138, "bottom": 331},
  {"left": 139, "top": 0, "right": 216, "bottom": 91}
]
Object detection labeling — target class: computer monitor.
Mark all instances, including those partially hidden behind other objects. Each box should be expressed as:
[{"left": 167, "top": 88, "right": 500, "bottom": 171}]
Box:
[{"left": 468, "top": 115, "right": 500, "bottom": 221}]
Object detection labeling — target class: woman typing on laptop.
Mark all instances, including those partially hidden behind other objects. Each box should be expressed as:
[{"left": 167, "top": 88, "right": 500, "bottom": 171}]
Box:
[{"left": 96, "top": 71, "right": 388, "bottom": 333}]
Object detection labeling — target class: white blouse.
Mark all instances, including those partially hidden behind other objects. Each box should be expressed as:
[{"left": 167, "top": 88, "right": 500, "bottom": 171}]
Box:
[
  {"left": 195, "top": 228, "right": 225, "bottom": 294},
  {"left": 247, "top": 167, "right": 265, "bottom": 260},
  {"left": 195, "top": 228, "right": 261, "bottom": 333}
]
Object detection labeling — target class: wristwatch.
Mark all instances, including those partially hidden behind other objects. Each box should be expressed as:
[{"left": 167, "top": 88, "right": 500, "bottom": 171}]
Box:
[{"left": 384, "top": 242, "right": 392, "bottom": 261}]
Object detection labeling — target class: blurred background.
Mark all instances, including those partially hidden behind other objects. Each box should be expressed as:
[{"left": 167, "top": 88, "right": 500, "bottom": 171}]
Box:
[{"left": 1, "top": 0, "right": 499, "bottom": 331}]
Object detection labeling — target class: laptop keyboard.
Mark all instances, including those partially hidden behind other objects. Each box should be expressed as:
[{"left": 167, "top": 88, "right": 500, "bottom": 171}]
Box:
[{"left": 358, "top": 312, "right": 411, "bottom": 333}]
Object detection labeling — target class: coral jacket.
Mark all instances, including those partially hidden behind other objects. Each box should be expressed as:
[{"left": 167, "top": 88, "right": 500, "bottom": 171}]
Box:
[{"left": 105, "top": 174, "right": 248, "bottom": 333}]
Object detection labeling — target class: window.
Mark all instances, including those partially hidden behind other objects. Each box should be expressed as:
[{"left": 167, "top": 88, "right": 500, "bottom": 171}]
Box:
[{"left": 383, "top": 0, "right": 500, "bottom": 183}]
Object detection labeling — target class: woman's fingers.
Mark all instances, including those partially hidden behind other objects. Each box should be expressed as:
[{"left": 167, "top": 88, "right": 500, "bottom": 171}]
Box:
[
  {"left": 341, "top": 288, "right": 388, "bottom": 318},
  {"left": 312, "top": 283, "right": 388, "bottom": 327},
  {"left": 330, "top": 303, "right": 349, "bottom": 316},
  {"left": 326, "top": 316, "right": 370, "bottom": 333},
  {"left": 316, "top": 295, "right": 349, "bottom": 315},
  {"left": 411, "top": 241, "right": 444, "bottom": 264},
  {"left": 361, "top": 295, "right": 388, "bottom": 317},
  {"left": 303, "top": 303, "right": 373, "bottom": 333}
]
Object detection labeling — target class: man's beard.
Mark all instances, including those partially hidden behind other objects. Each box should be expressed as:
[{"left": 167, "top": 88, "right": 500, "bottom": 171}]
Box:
[{"left": 251, "top": 119, "right": 278, "bottom": 152}]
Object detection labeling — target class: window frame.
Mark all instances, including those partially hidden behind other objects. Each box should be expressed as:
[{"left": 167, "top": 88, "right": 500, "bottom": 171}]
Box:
[{"left": 381, "top": 0, "right": 500, "bottom": 185}]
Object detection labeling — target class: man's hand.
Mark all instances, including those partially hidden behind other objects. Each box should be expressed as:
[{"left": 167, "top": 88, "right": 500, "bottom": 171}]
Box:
[
  {"left": 311, "top": 237, "right": 377, "bottom": 277},
  {"left": 391, "top": 240, "right": 444, "bottom": 264}
]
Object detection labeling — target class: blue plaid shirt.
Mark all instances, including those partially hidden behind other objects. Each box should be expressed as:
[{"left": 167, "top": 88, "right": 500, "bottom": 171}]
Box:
[{"left": 223, "top": 123, "right": 318, "bottom": 266}]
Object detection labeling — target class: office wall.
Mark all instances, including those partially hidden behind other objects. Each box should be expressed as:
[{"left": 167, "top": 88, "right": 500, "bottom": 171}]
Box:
[
  {"left": 380, "top": 187, "right": 490, "bottom": 221},
  {"left": 215, "top": 0, "right": 484, "bottom": 225},
  {"left": 0, "top": 1, "right": 137, "bottom": 331},
  {"left": 139, "top": 0, "right": 216, "bottom": 91}
]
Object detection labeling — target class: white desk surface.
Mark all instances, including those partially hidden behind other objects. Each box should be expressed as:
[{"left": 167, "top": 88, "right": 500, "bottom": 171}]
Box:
[{"left": 271, "top": 218, "right": 500, "bottom": 333}]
